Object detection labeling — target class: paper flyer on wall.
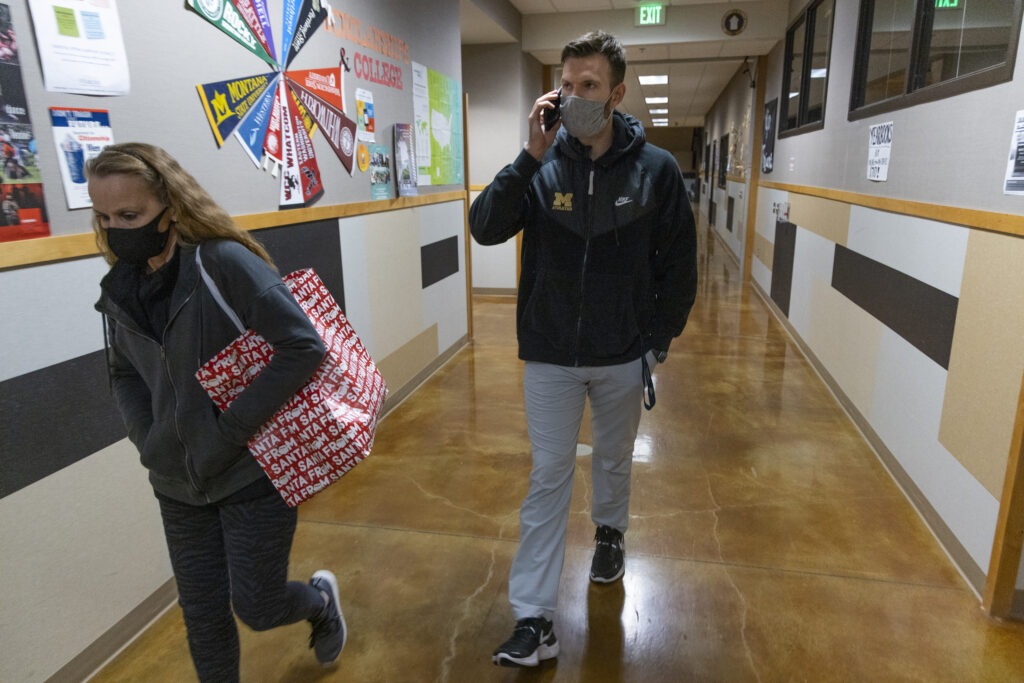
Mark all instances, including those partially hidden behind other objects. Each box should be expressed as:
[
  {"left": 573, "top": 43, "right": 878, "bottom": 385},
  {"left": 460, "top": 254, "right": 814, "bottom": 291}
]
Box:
[
  {"left": 197, "top": 72, "right": 277, "bottom": 147},
  {"left": 369, "top": 143, "right": 391, "bottom": 200},
  {"left": 185, "top": 0, "right": 275, "bottom": 68},
  {"left": 867, "top": 121, "right": 893, "bottom": 182},
  {"left": 49, "top": 108, "right": 113, "bottom": 209},
  {"left": 27, "top": 0, "right": 130, "bottom": 95},
  {"left": 1003, "top": 110, "right": 1024, "bottom": 195},
  {"left": 288, "top": 77, "right": 357, "bottom": 175},
  {"left": 355, "top": 88, "right": 375, "bottom": 143},
  {"left": 411, "top": 62, "right": 463, "bottom": 185},
  {"left": 411, "top": 62, "right": 431, "bottom": 183},
  {"left": 233, "top": 78, "right": 278, "bottom": 167},
  {"left": 393, "top": 123, "right": 418, "bottom": 197}
]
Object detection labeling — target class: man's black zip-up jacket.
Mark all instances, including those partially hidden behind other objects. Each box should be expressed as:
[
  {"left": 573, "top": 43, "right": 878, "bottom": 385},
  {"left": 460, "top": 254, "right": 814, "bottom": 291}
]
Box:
[
  {"left": 95, "top": 240, "right": 326, "bottom": 505},
  {"left": 470, "top": 112, "right": 697, "bottom": 366}
]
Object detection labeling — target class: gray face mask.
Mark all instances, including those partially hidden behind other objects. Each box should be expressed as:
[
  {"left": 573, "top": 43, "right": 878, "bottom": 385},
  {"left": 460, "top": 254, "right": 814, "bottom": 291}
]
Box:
[{"left": 559, "top": 93, "right": 613, "bottom": 140}]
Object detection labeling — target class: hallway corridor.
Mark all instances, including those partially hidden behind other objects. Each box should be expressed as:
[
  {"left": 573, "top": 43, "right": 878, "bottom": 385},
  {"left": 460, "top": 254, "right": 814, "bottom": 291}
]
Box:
[{"left": 93, "top": 225, "right": 1024, "bottom": 682}]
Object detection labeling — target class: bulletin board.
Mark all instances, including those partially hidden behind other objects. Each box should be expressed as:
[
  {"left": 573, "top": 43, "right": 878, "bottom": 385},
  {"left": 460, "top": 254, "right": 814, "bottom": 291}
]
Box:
[{"left": 11, "top": 0, "right": 464, "bottom": 239}]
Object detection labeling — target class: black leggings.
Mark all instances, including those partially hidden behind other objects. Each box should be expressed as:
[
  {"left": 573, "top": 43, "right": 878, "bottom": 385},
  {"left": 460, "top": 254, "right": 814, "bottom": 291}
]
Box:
[{"left": 157, "top": 481, "right": 323, "bottom": 682}]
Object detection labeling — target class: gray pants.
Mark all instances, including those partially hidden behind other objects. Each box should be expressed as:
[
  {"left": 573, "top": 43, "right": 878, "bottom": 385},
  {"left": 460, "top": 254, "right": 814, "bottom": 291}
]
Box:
[{"left": 509, "top": 358, "right": 646, "bottom": 621}]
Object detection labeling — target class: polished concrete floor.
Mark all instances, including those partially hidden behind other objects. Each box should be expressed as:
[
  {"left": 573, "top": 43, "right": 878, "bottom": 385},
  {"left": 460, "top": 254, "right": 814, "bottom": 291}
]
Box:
[{"left": 93, "top": 224, "right": 1024, "bottom": 682}]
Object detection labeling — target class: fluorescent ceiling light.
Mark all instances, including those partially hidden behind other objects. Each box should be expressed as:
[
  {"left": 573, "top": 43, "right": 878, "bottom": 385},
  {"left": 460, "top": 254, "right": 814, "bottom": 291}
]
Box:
[
  {"left": 638, "top": 75, "right": 668, "bottom": 85},
  {"left": 645, "top": 96, "right": 668, "bottom": 104},
  {"left": 651, "top": 118, "right": 669, "bottom": 124},
  {"left": 789, "top": 92, "right": 800, "bottom": 98},
  {"left": 652, "top": 122, "right": 669, "bottom": 127},
  {"left": 649, "top": 108, "right": 668, "bottom": 114},
  {"left": 811, "top": 68, "right": 827, "bottom": 78}
]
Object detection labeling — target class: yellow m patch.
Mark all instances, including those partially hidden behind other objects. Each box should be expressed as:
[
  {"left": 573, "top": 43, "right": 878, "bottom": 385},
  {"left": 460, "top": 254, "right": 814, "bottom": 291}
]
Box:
[{"left": 552, "top": 192, "right": 573, "bottom": 211}]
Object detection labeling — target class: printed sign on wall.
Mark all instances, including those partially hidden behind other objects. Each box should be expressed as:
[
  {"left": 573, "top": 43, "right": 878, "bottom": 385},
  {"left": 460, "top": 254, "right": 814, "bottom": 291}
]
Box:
[
  {"left": 50, "top": 107, "right": 113, "bottom": 209},
  {"left": 867, "top": 121, "right": 893, "bottom": 182}
]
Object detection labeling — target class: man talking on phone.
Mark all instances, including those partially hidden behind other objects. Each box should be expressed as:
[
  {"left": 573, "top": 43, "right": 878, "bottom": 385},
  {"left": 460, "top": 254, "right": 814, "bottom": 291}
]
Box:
[{"left": 469, "top": 31, "right": 698, "bottom": 667}]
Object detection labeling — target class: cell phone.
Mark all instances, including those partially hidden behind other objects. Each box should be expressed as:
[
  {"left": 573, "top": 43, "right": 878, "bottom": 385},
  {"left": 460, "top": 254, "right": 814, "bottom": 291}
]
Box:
[{"left": 543, "top": 89, "right": 561, "bottom": 130}]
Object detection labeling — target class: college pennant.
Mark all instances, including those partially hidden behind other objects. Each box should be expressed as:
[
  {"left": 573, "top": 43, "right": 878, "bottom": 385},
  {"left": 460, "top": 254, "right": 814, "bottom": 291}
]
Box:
[
  {"left": 286, "top": 77, "right": 357, "bottom": 175},
  {"left": 233, "top": 74, "right": 279, "bottom": 167},
  {"left": 278, "top": 81, "right": 304, "bottom": 208},
  {"left": 197, "top": 72, "right": 277, "bottom": 147},
  {"left": 231, "top": 0, "right": 278, "bottom": 66},
  {"left": 285, "top": 0, "right": 332, "bottom": 68},
  {"left": 284, "top": 67, "right": 344, "bottom": 112},
  {"left": 186, "top": 0, "right": 275, "bottom": 68},
  {"left": 278, "top": 0, "right": 303, "bottom": 68},
  {"left": 283, "top": 80, "right": 324, "bottom": 206}
]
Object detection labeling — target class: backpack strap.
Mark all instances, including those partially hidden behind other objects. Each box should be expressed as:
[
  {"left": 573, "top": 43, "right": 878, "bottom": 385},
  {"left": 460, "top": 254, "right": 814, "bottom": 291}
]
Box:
[{"left": 195, "top": 245, "right": 245, "bottom": 334}]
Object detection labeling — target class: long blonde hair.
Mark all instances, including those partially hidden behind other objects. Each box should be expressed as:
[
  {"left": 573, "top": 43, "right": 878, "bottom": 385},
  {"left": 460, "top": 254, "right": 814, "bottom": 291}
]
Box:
[{"left": 86, "top": 142, "right": 275, "bottom": 268}]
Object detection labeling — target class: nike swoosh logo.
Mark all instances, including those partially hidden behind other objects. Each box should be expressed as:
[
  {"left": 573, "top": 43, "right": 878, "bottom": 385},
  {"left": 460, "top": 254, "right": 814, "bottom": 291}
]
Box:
[{"left": 615, "top": 197, "right": 632, "bottom": 206}]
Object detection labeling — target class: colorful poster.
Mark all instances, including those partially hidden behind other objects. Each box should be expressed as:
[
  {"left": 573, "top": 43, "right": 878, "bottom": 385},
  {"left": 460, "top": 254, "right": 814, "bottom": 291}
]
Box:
[
  {"left": 285, "top": 67, "right": 344, "bottom": 111},
  {"left": 355, "top": 88, "right": 375, "bottom": 143},
  {"left": 27, "top": 0, "right": 130, "bottom": 95},
  {"left": 393, "top": 123, "right": 418, "bottom": 197},
  {"left": 1003, "top": 110, "right": 1024, "bottom": 195},
  {"left": 0, "top": 4, "right": 48, "bottom": 243},
  {"left": 284, "top": 81, "right": 324, "bottom": 205},
  {"left": 369, "top": 143, "right": 391, "bottom": 200},
  {"left": 197, "top": 71, "right": 276, "bottom": 147},
  {"left": 231, "top": 0, "right": 276, "bottom": 65},
  {"left": 49, "top": 107, "right": 113, "bottom": 209},
  {"left": 411, "top": 62, "right": 463, "bottom": 185},
  {"left": 288, "top": 78, "right": 357, "bottom": 175},
  {"left": 867, "top": 121, "right": 893, "bottom": 182},
  {"left": 186, "top": 0, "right": 274, "bottom": 67},
  {"left": 233, "top": 77, "right": 278, "bottom": 167},
  {"left": 285, "top": 0, "right": 329, "bottom": 68}
]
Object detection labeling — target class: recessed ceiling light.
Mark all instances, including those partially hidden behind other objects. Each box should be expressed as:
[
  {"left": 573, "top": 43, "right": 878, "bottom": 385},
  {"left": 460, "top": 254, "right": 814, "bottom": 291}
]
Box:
[
  {"left": 639, "top": 75, "right": 668, "bottom": 85},
  {"left": 645, "top": 96, "right": 668, "bottom": 104},
  {"left": 649, "top": 108, "right": 668, "bottom": 114},
  {"left": 652, "top": 122, "right": 669, "bottom": 127},
  {"left": 811, "top": 68, "right": 827, "bottom": 79},
  {"left": 651, "top": 118, "right": 669, "bottom": 124}
]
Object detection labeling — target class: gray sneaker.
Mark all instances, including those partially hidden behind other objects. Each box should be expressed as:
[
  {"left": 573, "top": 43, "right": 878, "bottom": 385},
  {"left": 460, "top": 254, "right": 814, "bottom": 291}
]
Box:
[{"left": 309, "top": 570, "right": 347, "bottom": 665}]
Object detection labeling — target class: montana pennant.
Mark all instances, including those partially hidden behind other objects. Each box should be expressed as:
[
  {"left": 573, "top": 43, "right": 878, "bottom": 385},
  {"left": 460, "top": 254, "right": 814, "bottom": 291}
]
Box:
[{"left": 197, "top": 72, "right": 277, "bottom": 147}]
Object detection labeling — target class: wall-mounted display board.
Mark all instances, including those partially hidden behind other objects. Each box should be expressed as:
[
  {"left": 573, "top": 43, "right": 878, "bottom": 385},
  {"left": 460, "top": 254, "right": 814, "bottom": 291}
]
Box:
[{"left": 3, "top": 0, "right": 463, "bottom": 243}]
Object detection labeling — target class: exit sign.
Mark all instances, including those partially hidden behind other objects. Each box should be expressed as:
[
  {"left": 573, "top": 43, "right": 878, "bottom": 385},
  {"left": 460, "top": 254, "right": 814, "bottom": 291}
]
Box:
[
  {"left": 936, "top": 0, "right": 959, "bottom": 7},
  {"left": 635, "top": 4, "right": 666, "bottom": 26}
]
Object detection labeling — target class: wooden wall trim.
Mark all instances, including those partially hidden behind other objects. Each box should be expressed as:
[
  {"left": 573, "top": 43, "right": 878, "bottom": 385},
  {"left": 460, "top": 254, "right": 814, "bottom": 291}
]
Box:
[
  {"left": 983, "top": 368, "right": 1024, "bottom": 617},
  {"left": 469, "top": 184, "right": 488, "bottom": 191},
  {"left": 0, "top": 191, "right": 468, "bottom": 270},
  {"left": 758, "top": 180, "right": 1024, "bottom": 238}
]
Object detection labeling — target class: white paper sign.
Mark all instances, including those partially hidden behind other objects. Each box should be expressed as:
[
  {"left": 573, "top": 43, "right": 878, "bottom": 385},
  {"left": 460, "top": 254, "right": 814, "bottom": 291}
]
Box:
[
  {"left": 867, "top": 121, "right": 893, "bottom": 182},
  {"left": 28, "top": 0, "right": 130, "bottom": 95},
  {"left": 49, "top": 107, "right": 113, "bottom": 209},
  {"left": 1003, "top": 110, "right": 1024, "bottom": 195}
]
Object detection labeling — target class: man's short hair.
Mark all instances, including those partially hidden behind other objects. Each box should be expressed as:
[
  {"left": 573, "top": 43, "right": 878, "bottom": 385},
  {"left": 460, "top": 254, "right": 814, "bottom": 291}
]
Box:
[{"left": 561, "top": 31, "right": 626, "bottom": 88}]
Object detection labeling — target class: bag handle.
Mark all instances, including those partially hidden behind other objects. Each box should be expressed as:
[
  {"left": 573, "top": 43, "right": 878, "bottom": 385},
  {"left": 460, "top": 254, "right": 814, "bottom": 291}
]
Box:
[{"left": 196, "top": 245, "right": 245, "bottom": 334}]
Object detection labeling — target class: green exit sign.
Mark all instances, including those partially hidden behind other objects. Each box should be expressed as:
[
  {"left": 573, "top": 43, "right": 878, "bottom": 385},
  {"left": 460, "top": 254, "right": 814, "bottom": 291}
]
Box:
[
  {"left": 935, "top": 0, "right": 959, "bottom": 7},
  {"left": 635, "top": 4, "right": 666, "bottom": 26}
]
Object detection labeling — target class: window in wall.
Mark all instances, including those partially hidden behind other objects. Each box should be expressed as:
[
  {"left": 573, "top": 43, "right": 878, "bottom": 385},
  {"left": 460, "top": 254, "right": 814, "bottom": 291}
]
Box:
[
  {"left": 780, "top": 0, "right": 835, "bottom": 136},
  {"left": 851, "top": 0, "right": 1023, "bottom": 120}
]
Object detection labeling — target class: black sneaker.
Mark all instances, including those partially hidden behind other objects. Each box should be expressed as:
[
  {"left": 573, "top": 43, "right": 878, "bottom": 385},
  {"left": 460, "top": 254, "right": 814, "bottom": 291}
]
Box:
[
  {"left": 492, "top": 617, "right": 559, "bottom": 667},
  {"left": 309, "top": 570, "right": 347, "bottom": 666},
  {"left": 590, "top": 525, "right": 625, "bottom": 583}
]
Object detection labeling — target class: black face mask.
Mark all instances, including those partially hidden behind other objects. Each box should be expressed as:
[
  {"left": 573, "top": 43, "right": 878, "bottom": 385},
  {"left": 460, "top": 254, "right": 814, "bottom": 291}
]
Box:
[{"left": 105, "top": 208, "right": 169, "bottom": 266}]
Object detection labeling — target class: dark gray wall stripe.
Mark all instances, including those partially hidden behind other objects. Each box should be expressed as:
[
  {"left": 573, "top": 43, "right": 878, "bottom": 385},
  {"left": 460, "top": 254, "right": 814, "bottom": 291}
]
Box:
[
  {"left": 770, "top": 220, "right": 796, "bottom": 317},
  {"left": 421, "top": 236, "right": 459, "bottom": 289},
  {"left": 255, "top": 219, "right": 345, "bottom": 312},
  {"left": 0, "top": 350, "right": 126, "bottom": 499},
  {"left": 831, "top": 245, "right": 958, "bottom": 369}
]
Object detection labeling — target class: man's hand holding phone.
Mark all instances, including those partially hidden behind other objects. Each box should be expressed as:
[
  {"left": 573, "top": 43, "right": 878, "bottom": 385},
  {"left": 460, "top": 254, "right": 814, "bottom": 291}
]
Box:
[{"left": 525, "top": 89, "right": 561, "bottom": 162}]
